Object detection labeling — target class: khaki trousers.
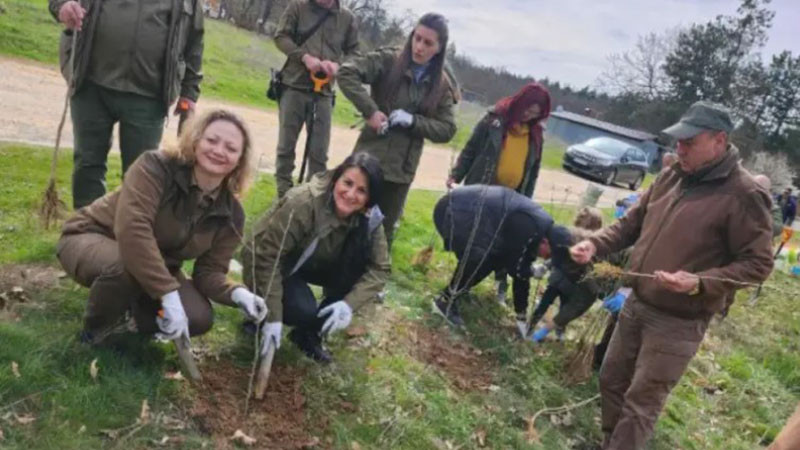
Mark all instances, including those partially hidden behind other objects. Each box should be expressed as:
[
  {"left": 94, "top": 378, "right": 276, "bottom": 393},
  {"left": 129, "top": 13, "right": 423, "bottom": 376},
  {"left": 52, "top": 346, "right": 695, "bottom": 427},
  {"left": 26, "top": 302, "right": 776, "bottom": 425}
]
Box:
[
  {"left": 769, "top": 403, "right": 800, "bottom": 450},
  {"left": 600, "top": 298, "right": 708, "bottom": 450},
  {"left": 275, "top": 88, "right": 333, "bottom": 197},
  {"left": 57, "top": 232, "right": 213, "bottom": 336}
]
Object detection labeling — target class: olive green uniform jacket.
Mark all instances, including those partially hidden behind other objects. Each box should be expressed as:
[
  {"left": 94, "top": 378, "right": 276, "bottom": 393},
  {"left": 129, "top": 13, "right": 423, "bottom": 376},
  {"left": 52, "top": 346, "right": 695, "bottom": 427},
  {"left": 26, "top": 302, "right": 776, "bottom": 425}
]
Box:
[
  {"left": 49, "top": 0, "right": 204, "bottom": 109},
  {"left": 242, "top": 173, "right": 391, "bottom": 322},
  {"left": 337, "top": 48, "right": 457, "bottom": 184},
  {"left": 274, "top": 0, "right": 359, "bottom": 94}
]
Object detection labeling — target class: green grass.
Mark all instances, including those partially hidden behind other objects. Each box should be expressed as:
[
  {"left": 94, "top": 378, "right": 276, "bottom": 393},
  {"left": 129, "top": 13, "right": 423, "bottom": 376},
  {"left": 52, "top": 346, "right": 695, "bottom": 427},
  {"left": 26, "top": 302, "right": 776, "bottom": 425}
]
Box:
[{"left": 1, "top": 142, "right": 799, "bottom": 449}]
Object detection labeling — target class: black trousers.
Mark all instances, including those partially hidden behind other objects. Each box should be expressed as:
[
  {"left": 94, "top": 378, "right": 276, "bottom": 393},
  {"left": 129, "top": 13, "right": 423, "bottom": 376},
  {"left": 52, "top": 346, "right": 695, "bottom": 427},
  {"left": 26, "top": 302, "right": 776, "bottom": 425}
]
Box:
[
  {"left": 436, "top": 210, "right": 535, "bottom": 316},
  {"left": 443, "top": 251, "right": 531, "bottom": 316},
  {"left": 281, "top": 274, "right": 338, "bottom": 335}
]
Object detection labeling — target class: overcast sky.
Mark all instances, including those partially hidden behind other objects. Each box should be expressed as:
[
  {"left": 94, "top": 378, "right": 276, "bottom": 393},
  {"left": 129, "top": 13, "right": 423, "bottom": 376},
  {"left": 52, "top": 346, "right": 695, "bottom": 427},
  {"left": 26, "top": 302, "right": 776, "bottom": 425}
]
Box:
[{"left": 387, "top": 0, "right": 800, "bottom": 89}]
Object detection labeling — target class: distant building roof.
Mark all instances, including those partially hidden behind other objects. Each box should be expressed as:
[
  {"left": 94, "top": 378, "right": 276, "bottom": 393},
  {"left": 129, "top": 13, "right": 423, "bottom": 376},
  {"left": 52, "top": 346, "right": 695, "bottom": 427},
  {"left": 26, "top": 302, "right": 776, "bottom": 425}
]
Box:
[{"left": 549, "top": 111, "right": 658, "bottom": 142}]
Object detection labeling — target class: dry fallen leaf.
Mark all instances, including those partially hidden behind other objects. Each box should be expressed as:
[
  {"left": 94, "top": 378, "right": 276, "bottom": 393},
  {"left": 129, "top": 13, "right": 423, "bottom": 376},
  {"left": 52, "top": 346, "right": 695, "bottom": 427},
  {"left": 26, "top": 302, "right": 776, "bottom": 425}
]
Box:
[
  {"left": 351, "top": 442, "right": 362, "bottom": 450},
  {"left": 164, "top": 371, "right": 185, "bottom": 381},
  {"left": 301, "top": 436, "right": 320, "bottom": 448},
  {"left": 230, "top": 429, "right": 257, "bottom": 446},
  {"left": 89, "top": 359, "right": 99, "bottom": 381},
  {"left": 15, "top": 414, "right": 36, "bottom": 425},
  {"left": 11, "top": 361, "right": 20, "bottom": 378},
  {"left": 161, "top": 415, "right": 187, "bottom": 431},
  {"left": 139, "top": 399, "right": 150, "bottom": 425},
  {"left": 100, "top": 428, "right": 120, "bottom": 440},
  {"left": 473, "top": 428, "right": 487, "bottom": 447},
  {"left": 78, "top": 425, "right": 86, "bottom": 434},
  {"left": 524, "top": 416, "right": 540, "bottom": 444},
  {"left": 345, "top": 325, "right": 368, "bottom": 338}
]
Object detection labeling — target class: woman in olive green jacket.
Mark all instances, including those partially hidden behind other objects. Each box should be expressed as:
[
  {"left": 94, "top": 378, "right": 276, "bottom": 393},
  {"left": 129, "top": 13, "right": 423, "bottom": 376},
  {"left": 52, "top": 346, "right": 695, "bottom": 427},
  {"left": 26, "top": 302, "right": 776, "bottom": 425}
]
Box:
[
  {"left": 57, "top": 110, "right": 267, "bottom": 345},
  {"left": 242, "top": 153, "right": 390, "bottom": 364},
  {"left": 337, "top": 12, "right": 457, "bottom": 244}
]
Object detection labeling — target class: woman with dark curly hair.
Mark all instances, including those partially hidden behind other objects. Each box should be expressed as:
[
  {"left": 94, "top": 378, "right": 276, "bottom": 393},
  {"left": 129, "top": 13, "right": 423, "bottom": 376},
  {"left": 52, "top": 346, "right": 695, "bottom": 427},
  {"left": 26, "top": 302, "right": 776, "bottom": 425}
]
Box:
[{"left": 242, "top": 152, "right": 390, "bottom": 364}]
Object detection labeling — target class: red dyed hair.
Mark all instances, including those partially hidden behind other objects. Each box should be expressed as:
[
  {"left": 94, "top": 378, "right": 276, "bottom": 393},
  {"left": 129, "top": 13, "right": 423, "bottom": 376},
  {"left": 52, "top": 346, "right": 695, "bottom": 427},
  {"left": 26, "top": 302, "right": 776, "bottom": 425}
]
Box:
[{"left": 494, "top": 82, "right": 551, "bottom": 157}]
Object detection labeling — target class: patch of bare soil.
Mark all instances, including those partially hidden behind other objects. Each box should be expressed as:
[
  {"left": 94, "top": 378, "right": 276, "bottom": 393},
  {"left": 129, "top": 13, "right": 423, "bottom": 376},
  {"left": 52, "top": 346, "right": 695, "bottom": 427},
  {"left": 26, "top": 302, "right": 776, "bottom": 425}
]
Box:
[
  {"left": 0, "top": 263, "right": 64, "bottom": 319},
  {"left": 408, "top": 323, "right": 496, "bottom": 391},
  {"left": 190, "top": 361, "right": 322, "bottom": 449},
  {"left": 0, "top": 263, "right": 63, "bottom": 292}
]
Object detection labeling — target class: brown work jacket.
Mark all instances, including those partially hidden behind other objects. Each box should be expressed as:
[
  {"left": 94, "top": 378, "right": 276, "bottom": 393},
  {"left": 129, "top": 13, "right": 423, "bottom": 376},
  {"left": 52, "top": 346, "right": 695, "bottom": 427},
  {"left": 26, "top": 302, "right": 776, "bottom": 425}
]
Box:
[
  {"left": 590, "top": 145, "right": 773, "bottom": 320},
  {"left": 60, "top": 150, "right": 244, "bottom": 304}
]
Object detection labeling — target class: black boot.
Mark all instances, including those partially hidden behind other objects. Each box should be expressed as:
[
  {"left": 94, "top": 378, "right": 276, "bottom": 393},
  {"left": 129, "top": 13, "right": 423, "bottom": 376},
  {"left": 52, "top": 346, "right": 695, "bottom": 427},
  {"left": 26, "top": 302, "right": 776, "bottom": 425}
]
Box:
[
  {"left": 288, "top": 328, "right": 332, "bottom": 364},
  {"left": 432, "top": 293, "right": 465, "bottom": 327}
]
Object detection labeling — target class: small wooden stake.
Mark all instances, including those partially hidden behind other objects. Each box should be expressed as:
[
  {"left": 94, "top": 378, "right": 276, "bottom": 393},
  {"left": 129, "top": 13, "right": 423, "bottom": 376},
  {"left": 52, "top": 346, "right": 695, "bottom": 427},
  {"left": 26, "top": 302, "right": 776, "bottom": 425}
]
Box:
[{"left": 254, "top": 344, "right": 276, "bottom": 400}]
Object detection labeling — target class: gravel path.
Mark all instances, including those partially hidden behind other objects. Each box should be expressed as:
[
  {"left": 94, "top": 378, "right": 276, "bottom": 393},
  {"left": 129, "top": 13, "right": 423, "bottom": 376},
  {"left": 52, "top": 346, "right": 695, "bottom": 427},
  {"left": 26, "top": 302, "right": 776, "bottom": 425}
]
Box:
[{"left": 0, "top": 56, "right": 632, "bottom": 208}]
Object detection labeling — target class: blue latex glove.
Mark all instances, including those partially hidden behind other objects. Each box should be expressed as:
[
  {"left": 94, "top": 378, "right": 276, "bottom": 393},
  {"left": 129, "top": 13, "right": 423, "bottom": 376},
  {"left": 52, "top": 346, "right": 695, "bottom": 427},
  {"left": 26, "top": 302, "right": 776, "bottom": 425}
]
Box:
[
  {"left": 602, "top": 291, "right": 627, "bottom": 314},
  {"left": 531, "top": 326, "right": 551, "bottom": 343}
]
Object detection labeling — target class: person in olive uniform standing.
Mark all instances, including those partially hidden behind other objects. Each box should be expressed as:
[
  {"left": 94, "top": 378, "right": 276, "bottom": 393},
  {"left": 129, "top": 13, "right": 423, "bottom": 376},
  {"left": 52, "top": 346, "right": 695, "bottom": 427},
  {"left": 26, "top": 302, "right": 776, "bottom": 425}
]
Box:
[
  {"left": 49, "top": 0, "right": 205, "bottom": 209},
  {"left": 273, "top": 0, "right": 359, "bottom": 197},
  {"left": 337, "top": 12, "right": 457, "bottom": 245}
]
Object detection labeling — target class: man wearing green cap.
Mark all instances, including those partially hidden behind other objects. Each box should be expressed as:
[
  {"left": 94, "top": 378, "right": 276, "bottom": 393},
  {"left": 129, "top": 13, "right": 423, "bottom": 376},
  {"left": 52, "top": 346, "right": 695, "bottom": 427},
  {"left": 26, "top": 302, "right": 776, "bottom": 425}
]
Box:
[{"left": 570, "top": 101, "right": 774, "bottom": 450}]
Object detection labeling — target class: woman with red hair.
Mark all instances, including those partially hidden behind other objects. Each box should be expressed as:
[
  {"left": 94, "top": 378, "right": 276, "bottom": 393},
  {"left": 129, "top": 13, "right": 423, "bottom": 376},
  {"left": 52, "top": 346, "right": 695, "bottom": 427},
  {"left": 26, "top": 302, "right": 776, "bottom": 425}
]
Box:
[
  {"left": 447, "top": 82, "right": 551, "bottom": 314},
  {"left": 448, "top": 82, "right": 551, "bottom": 196}
]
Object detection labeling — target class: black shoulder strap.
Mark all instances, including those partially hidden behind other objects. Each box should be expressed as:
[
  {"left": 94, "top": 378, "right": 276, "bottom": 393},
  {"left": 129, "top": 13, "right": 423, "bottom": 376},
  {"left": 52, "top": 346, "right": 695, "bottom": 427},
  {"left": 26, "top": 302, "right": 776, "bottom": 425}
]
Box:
[{"left": 296, "top": 8, "right": 333, "bottom": 47}]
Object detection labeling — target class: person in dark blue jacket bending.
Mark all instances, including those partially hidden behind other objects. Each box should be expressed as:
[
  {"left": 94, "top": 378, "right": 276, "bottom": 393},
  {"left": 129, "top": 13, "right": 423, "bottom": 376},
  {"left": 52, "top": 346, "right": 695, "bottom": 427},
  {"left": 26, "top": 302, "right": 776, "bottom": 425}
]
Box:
[{"left": 431, "top": 185, "right": 570, "bottom": 331}]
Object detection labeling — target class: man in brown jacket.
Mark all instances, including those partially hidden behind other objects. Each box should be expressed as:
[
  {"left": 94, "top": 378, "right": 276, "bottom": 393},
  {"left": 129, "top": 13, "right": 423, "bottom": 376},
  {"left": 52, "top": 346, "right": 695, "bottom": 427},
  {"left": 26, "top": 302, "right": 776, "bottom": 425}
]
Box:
[{"left": 571, "top": 101, "right": 774, "bottom": 450}]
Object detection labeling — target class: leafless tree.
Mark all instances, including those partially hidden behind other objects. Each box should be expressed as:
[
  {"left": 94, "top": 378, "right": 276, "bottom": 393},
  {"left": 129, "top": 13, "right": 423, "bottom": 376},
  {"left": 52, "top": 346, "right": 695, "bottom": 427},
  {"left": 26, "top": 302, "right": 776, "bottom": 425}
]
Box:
[
  {"left": 745, "top": 151, "right": 797, "bottom": 192},
  {"left": 596, "top": 30, "right": 678, "bottom": 99}
]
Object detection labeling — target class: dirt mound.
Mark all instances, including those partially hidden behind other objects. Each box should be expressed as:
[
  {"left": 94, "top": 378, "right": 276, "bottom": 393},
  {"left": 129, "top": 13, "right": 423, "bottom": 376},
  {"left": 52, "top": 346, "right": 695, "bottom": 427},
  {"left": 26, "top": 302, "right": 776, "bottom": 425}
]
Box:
[
  {"left": 0, "top": 263, "right": 65, "bottom": 319},
  {"left": 190, "top": 361, "right": 321, "bottom": 449},
  {"left": 0, "top": 263, "right": 63, "bottom": 292},
  {"left": 410, "top": 324, "right": 495, "bottom": 391}
]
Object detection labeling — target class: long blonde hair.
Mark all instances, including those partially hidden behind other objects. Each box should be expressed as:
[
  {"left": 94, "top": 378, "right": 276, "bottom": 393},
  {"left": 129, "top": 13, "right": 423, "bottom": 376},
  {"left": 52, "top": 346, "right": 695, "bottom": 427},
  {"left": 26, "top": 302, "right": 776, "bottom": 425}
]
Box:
[{"left": 166, "top": 109, "right": 255, "bottom": 195}]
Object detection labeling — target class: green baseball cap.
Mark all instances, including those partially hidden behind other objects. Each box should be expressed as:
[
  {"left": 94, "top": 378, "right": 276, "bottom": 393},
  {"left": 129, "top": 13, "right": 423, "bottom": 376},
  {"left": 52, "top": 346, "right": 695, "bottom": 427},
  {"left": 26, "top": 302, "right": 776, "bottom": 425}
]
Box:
[{"left": 662, "top": 101, "right": 734, "bottom": 140}]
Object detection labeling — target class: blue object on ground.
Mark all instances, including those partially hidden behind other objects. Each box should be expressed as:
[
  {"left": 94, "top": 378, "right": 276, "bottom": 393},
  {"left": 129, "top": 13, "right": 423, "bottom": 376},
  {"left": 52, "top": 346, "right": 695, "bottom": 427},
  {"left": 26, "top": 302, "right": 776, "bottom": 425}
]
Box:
[{"left": 531, "top": 327, "right": 551, "bottom": 343}]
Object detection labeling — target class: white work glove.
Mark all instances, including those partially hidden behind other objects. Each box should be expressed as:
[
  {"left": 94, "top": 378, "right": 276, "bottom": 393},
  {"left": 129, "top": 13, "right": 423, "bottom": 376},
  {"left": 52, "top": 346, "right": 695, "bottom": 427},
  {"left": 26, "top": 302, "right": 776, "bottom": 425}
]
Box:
[
  {"left": 260, "top": 321, "right": 283, "bottom": 355},
  {"left": 388, "top": 109, "right": 414, "bottom": 128},
  {"left": 231, "top": 287, "right": 268, "bottom": 323},
  {"left": 318, "top": 300, "right": 353, "bottom": 336},
  {"left": 156, "top": 290, "right": 190, "bottom": 341},
  {"left": 531, "top": 263, "right": 548, "bottom": 280},
  {"left": 378, "top": 120, "right": 389, "bottom": 136}
]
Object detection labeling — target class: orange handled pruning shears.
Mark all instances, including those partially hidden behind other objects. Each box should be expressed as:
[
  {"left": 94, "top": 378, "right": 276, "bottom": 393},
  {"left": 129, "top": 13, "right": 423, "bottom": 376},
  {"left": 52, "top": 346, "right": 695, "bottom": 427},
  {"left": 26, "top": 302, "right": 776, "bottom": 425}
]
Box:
[
  {"left": 782, "top": 226, "right": 794, "bottom": 245},
  {"left": 176, "top": 98, "right": 194, "bottom": 136},
  {"left": 310, "top": 71, "right": 331, "bottom": 93},
  {"left": 177, "top": 98, "right": 191, "bottom": 113}
]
